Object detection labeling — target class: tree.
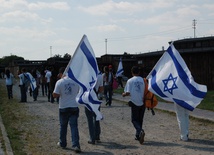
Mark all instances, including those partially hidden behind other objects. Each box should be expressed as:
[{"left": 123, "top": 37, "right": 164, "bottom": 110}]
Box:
[
  {"left": 53, "top": 54, "right": 62, "bottom": 58},
  {"left": 63, "top": 53, "right": 71, "bottom": 59},
  {"left": 0, "top": 55, "right": 24, "bottom": 67}
]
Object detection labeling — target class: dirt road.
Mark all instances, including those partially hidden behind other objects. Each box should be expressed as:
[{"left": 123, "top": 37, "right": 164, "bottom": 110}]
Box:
[{"left": 1, "top": 80, "right": 212, "bottom": 155}]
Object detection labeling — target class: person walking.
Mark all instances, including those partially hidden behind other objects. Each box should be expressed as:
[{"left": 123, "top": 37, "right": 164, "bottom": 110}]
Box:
[
  {"left": 53, "top": 67, "right": 81, "bottom": 153},
  {"left": 102, "top": 66, "right": 113, "bottom": 106},
  {"left": 85, "top": 71, "right": 103, "bottom": 144},
  {"left": 45, "top": 67, "right": 52, "bottom": 102},
  {"left": 5, "top": 69, "right": 14, "bottom": 99},
  {"left": 31, "top": 68, "right": 39, "bottom": 101},
  {"left": 122, "top": 66, "right": 146, "bottom": 144},
  {"left": 41, "top": 69, "right": 47, "bottom": 96},
  {"left": 50, "top": 66, "right": 57, "bottom": 103},
  {"left": 18, "top": 68, "right": 31, "bottom": 103}
]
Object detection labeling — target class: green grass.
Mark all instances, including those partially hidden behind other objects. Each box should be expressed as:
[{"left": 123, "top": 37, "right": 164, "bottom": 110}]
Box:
[
  {"left": 114, "top": 87, "right": 214, "bottom": 112},
  {"left": 0, "top": 84, "right": 27, "bottom": 155},
  {"left": 197, "top": 91, "right": 214, "bottom": 111}
]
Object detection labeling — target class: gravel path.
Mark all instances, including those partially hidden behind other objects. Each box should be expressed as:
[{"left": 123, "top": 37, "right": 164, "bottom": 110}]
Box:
[{"left": 6, "top": 81, "right": 214, "bottom": 154}]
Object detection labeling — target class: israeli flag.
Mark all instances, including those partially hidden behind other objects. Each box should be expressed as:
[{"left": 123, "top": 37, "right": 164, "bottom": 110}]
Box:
[
  {"left": 64, "top": 35, "right": 102, "bottom": 120},
  {"left": 146, "top": 43, "right": 207, "bottom": 111},
  {"left": 116, "top": 57, "right": 124, "bottom": 77},
  {"left": 25, "top": 73, "right": 37, "bottom": 91}
]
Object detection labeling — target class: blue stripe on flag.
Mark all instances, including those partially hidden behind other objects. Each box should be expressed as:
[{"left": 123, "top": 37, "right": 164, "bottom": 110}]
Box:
[
  {"left": 173, "top": 98, "right": 194, "bottom": 111},
  {"left": 26, "top": 74, "right": 36, "bottom": 91},
  {"left": 68, "top": 67, "right": 101, "bottom": 107},
  {"left": 80, "top": 41, "right": 98, "bottom": 75},
  {"left": 67, "top": 68, "right": 87, "bottom": 102},
  {"left": 167, "top": 46, "right": 206, "bottom": 99},
  {"left": 151, "top": 70, "right": 168, "bottom": 98},
  {"left": 117, "top": 69, "right": 123, "bottom": 75}
]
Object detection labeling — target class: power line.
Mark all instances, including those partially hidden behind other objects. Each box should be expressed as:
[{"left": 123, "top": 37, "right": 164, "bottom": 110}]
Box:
[{"left": 107, "top": 26, "right": 191, "bottom": 41}]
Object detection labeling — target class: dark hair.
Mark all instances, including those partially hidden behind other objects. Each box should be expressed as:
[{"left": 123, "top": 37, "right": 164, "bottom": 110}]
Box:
[
  {"left": 21, "top": 68, "right": 26, "bottom": 72},
  {"left": 59, "top": 67, "right": 65, "bottom": 74},
  {"left": 104, "top": 66, "right": 109, "bottom": 81},
  {"left": 131, "top": 66, "right": 140, "bottom": 75},
  {"left": 5, "top": 69, "right": 10, "bottom": 78},
  {"left": 104, "top": 66, "right": 109, "bottom": 72}
]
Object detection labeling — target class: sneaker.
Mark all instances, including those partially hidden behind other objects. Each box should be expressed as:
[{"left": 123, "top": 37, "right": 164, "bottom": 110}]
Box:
[
  {"left": 57, "top": 142, "right": 66, "bottom": 149},
  {"left": 88, "top": 140, "right": 95, "bottom": 145},
  {"left": 105, "top": 101, "right": 109, "bottom": 106},
  {"left": 180, "top": 134, "right": 189, "bottom": 141},
  {"left": 181, "top": 138, "right": 189, "bottom": 141},
  {"left": 139, "top": 130, "right": 145, "bottom": 144},
  {"left": 135, "top": 136, "right": 140, "bottom": 141},
  {"left": 96, "top": 138, "right": 101, "bottom": 143},
  {"left": 72, "top": 146, "right": 81, "bottom": 153}
]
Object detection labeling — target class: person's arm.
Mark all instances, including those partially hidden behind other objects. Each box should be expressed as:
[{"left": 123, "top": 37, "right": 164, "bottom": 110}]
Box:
[
  {"left": 122, "top": 92, "right": 130, "bottom": 97},
  {"left": 98, "top": 86, "right": 104, "bottom": 93},
  {"left": 53, "top": 92, "right": 60, "bottom": 98},
  {"left": 53, "top": 80, "right": 60, "bottom": 98}
]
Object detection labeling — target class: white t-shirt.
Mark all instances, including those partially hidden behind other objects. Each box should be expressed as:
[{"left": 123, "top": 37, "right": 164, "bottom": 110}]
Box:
[
  {"left": 45, "top": 70, "right": 52, "bottom": 83},
  {"left": 124, "top": 76, "right": 145, "bottom": 106},
  {"left": 5, "top": 73, "right": 14, "bottom": 85},
  {"left": 18, "top": 72, "right": 31, "bottom": 86},
  {"left": 102, "top": 72, "right": 113, "bottom": 86},
  {"left": 94, "top": 74, "right": 103, "bottom": 92},
  {"left": 54, "top": 76, "right": 79, "bottom": 109}
]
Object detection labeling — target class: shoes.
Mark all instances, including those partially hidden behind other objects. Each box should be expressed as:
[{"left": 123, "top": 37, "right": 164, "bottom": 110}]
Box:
[
  {"left": 139, "top": 130, "right": 145, "bottom": 144},
  {"left": 72, "top": 146, "right": 81, "bottom": 153},
  {"left": 95, "top": 138, "right": 101, "bottom": 143},
  {"left": 135, "top": 136, "right": 140, "bottom": 141},
  {"left": 19, "top": 101, "right": 26, "bottom": 103},
  {"left": 180, "top": 138, "right": 189, "bottom": 141},
  {"left": 88, "top": 140, "right": 95, "bottom": 145},
  {"left": 57, "top": 142, "right": 66, "bottom": 149},
  {"left": 105, "top": 101, "right": 109, "bottom": 106},
  {"left": 96, "top": 140, "right": 101, "bottom": 143},
  {"left": 180, "top": 134, "right": 189, "bottom": 141}
]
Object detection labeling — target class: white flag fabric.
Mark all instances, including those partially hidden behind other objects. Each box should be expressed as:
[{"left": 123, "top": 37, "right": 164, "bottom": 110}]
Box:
[
  {"left": 146, "top": 43, "right": 207, "bottom": 111},
  {"left": 25, "top": 73, "right": 37, "bottom": 91},
  {"left": 64, "top": 35, "right": 102, "bottom": 120},
  {"left": 116, "top": 58, "right": 124, "bottom": 77}
]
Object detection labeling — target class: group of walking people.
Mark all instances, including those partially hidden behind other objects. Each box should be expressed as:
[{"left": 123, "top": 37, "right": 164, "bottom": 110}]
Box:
[{"left": 3, "top": 65, "right": 190, "bottom": 154}]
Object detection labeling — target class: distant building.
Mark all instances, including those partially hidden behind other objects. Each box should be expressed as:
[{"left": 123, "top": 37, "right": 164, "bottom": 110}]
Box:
[
  {"left": 4, "top": 36, "right": 214, "bottom": 90},
  {"left": 135, "top": 36, "right": 214, "bottom": 90}
]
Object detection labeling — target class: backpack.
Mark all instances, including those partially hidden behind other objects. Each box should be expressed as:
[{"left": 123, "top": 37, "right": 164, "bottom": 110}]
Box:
[{"left": 143, "top": 78, "right": 158, "bottom": 115}]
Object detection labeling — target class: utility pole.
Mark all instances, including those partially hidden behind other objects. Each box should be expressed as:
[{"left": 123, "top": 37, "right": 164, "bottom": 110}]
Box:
[
  {"left": 192, "top": 19, "right": 197, "bottom": 38},
  {"left": 105, "top": 38, "right": 107, "bottom": 55},
  {"left": 50, "top": 46, "right": 52, "bottom": 57}
]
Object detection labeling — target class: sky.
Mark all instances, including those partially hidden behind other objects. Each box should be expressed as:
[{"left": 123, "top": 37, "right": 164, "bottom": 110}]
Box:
[{"left": 0, "top": 0, "right": 214, "bottom": 60}]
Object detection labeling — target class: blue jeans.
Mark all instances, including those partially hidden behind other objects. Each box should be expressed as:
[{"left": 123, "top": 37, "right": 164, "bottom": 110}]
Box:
[
  {"left": 59, "top": 107, "right": 80, "bottom": 148},
  {"left": 20, "top": 85, "right": 27, "bottom": 102},
  {"left": 85, "top": 107, "right": 101, "bottom": 142},
  {"left": 6, "top": 85, "right": 13, "bottom": 99},
  {"left": 41, "top": 83, "right": 47, "bottom": 96},
  {"left": 33, "top": 87, "right": 38, "bottom": 101},
  {"left": 130, "top": 102, "right": 146, "bottom": 137},
  {"left": 104, "top": 85, "right": 113, "bottom": 105}
]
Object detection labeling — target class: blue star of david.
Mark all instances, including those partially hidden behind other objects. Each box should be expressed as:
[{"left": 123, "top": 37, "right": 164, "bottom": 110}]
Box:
[
  {"left": 162, "top": 73, "right": 178, "bottom": 95},
  {"left": 89, "top": 76, "right": 96, "bottom": 87}
]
